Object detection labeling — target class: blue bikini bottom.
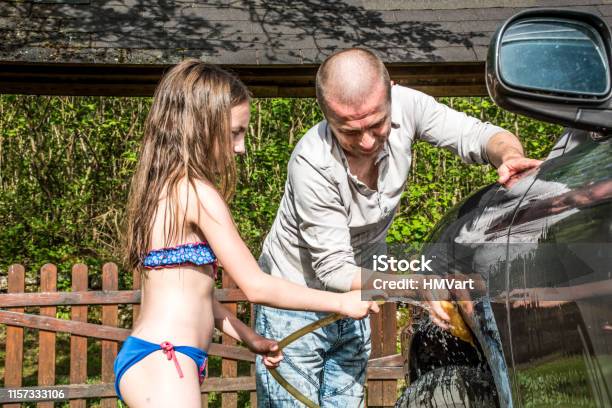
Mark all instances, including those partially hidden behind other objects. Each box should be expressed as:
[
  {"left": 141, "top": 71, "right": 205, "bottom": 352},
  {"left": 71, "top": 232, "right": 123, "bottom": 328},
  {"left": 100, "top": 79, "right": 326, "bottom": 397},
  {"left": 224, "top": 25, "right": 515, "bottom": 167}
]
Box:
[{"left": 113, "top": 335, "right": 208, "bottom": 402}]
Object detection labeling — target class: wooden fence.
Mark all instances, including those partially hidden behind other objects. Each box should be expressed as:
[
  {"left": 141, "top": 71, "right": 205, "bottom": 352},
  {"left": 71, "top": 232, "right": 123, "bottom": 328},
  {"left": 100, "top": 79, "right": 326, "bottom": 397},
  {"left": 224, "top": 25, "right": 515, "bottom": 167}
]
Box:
[{"left": 0, "top": 263, "right": 403, "bottom": 407}]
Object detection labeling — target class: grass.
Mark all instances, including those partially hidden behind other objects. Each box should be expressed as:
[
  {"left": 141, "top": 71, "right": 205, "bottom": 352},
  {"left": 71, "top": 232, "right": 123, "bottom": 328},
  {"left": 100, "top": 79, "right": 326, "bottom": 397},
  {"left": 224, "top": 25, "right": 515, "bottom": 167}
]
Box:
[{"left": 515, "top": 354, "right": 612, "bottom": 407}]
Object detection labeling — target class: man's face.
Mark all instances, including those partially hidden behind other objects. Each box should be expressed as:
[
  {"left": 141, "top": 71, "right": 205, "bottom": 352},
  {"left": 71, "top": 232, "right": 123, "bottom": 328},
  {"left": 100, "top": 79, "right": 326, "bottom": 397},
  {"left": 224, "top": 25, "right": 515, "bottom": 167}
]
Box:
[{"left": 325, "top": 83, "right": 391, "bottom": 160}]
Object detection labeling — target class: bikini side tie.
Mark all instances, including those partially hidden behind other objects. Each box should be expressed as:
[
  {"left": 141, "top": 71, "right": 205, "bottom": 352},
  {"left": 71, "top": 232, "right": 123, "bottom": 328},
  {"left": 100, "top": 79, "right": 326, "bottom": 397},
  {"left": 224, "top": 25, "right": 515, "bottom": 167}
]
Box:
[{"left": 160, "top": 341, "right": 184, "bottom": 378}]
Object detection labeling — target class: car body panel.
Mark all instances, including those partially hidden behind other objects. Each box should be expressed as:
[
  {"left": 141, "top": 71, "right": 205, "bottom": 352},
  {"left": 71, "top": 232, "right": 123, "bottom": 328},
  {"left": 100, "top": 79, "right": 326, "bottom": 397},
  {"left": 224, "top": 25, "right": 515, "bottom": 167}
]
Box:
[{"left": 406, "top": 136, "right": 612, "bottom": 407}]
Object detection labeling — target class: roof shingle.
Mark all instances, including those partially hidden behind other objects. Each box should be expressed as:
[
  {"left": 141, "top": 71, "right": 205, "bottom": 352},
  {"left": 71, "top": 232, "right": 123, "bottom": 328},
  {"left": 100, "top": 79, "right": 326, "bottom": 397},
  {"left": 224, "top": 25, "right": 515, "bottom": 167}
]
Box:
[{"left": 0, "top": 1, "right": 610, "bottom": 96}]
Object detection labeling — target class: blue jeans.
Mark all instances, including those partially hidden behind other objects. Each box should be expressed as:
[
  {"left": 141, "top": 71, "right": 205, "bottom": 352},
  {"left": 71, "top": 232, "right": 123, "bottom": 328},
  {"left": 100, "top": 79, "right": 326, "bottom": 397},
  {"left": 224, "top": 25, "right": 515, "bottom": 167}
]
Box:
[{"left": 255, "top": 305, "right": 371, "bottom": 408}]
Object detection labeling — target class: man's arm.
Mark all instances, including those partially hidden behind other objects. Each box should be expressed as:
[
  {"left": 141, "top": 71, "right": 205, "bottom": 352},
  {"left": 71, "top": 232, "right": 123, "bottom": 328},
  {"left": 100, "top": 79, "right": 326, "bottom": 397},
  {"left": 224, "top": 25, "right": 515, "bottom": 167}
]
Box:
[{"left": 406, "top": 87, "right": 541, "bottom": 187}]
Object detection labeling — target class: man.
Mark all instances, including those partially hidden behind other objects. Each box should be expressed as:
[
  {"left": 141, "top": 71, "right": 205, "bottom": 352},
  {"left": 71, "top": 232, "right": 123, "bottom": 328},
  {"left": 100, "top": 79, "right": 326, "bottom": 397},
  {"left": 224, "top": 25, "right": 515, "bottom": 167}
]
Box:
[{"left": 255, "top": 48, "right": 541, "bottom": 407}]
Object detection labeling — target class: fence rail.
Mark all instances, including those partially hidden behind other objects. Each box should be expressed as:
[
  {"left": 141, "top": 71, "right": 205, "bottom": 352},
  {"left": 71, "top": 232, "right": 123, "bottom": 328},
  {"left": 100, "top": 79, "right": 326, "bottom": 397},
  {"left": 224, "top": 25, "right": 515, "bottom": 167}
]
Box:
[{"left": 0, "top": 263, "right": 402, "bottom": 407}]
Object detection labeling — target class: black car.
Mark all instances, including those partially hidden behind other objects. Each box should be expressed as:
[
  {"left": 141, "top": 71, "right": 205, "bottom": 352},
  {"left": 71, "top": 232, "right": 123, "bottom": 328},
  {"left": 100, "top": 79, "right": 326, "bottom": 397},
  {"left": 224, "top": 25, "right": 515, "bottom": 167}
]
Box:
[{"left": 397, "top": 9, "right": 612, "bottom": 408}]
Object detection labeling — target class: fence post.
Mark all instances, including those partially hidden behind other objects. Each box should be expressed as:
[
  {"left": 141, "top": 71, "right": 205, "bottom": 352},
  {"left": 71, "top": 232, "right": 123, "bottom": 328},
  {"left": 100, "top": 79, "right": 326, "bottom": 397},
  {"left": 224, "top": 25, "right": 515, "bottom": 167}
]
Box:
[
  {"left": 4, "top": 264, "right": 25, "bottom": 408},
  {"left": 381, "top": 303, "right": 398, "bottom": 406},
  {"left": 70, "top": 264, "right": 88, "bottom": 408},
  {"left": 37, "top": 264, "right": 57, "bottom": 408},
  {"left": 368, "top": 303, "right": 398, "bottom": 407},
  {"left": 221, "top": 270, "right": 238, "bottom": 408},
  {"left": 368, "top": 311, "right": 384, "bottom": 407},
  {"left": 201, "top": 389, "right": 209, "bottom": 408},
  {"left": 101, "top": 263, "right": 118, "bottom": 407}
]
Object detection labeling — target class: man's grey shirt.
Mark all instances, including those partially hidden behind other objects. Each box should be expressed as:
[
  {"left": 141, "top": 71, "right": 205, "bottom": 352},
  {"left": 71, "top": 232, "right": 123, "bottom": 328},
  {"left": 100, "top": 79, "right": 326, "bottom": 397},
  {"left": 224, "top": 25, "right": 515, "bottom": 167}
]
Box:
[{"left": 259, "top": 85, "right": 506, "bottom": 292}]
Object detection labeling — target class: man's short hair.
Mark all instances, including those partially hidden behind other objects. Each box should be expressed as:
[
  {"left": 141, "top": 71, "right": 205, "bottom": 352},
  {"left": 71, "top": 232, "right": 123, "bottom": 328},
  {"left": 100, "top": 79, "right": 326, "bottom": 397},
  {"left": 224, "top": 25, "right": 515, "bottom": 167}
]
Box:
[{"left": 315, "top": 48, "right": 391, "bottom": 115}]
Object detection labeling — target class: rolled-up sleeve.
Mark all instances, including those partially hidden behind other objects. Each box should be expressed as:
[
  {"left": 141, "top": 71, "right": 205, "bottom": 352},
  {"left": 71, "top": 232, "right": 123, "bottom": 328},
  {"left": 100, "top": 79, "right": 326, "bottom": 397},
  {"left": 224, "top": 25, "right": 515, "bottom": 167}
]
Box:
[
  {"left": 289, "top": 154, "right": 360, "bottom": 292},
  {"left": 412, "top": 90, "right": 506, "bottom": 165}
]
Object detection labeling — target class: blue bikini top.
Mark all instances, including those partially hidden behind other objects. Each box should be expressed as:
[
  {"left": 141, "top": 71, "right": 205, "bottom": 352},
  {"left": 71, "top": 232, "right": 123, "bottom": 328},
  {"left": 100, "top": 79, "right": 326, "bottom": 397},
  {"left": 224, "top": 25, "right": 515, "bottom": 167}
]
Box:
[{"left": 143, "top": 242, "right": 218, "bottom": 277}]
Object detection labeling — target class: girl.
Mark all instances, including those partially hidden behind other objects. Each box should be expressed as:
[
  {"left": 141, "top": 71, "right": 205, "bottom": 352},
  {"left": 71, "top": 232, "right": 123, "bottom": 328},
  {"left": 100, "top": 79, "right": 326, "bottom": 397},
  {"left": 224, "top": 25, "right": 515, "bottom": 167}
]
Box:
[{"left": 113, "top": 60, "right": 379, "bottom": 407}]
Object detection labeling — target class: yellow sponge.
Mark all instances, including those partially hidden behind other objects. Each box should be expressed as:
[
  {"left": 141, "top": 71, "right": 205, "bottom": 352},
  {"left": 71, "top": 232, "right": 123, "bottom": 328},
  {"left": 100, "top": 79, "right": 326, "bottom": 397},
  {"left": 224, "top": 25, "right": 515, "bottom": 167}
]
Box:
[{"left": 440, "top": 301, "right": 475, "bottom": 347}]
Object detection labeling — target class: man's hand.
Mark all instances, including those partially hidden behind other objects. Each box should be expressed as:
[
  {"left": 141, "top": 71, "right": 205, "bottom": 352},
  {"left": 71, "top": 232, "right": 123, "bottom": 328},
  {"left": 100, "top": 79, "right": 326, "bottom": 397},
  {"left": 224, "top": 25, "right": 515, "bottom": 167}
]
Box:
[
  {"left": 245, "top": 335, "right": 284, "bottom": 368},
  {"left": 425, "top": 300, "right": 451, "bottom": 329},
  {"left": 424, "top": 273, "right": 486, "bottom": 331},
  {"left": 485, "top": 131, "right": 542, "bottom": 188},
  {"left": 497, "top": 156, "right": 542, "bottom": 187}
]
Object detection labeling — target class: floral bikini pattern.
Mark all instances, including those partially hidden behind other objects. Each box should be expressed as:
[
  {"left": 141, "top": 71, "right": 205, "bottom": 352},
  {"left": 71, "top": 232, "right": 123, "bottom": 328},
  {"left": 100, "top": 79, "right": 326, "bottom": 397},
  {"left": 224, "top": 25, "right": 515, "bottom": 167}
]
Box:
[{"left": 143, "top": 242, "right": 218, "bottom": 277}]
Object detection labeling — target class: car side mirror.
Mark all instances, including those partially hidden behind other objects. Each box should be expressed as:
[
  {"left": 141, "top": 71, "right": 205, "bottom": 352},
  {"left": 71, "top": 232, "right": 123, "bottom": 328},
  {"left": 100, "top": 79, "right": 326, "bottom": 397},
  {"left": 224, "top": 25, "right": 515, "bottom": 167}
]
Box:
[{"left": 486, "top": 9, "right": 612, "bottom": 135}]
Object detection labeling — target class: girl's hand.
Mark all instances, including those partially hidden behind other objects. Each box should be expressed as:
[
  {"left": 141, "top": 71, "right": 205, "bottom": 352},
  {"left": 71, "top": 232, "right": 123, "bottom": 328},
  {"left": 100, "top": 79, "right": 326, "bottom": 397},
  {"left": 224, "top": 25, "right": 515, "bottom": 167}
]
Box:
[
  {"left": 339, "top": 290, "right": 380, "bottom": 319},
  {"left": 245, "top": 335, "right": 284, "bottom": 368}
]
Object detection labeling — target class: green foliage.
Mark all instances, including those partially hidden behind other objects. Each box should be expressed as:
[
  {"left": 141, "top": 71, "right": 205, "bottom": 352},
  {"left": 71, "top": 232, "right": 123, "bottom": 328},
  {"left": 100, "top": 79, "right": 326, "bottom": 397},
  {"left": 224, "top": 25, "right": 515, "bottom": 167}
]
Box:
[
  {"left": 0, "top": 95, "right": 560, "bottom": 284},
  {"left": 0, "top": 95, "right": 147, "bottom": 288},
  {"left": 231, "top": 99, "right": 324, "bottom": 251}
]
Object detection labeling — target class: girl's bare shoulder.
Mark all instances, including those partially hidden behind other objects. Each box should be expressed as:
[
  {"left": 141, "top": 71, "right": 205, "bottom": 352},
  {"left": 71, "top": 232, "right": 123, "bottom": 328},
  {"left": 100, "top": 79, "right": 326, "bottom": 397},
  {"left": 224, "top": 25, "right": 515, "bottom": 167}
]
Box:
[{"left": 179, "top": 177, "right": 230, "bottom": 225}]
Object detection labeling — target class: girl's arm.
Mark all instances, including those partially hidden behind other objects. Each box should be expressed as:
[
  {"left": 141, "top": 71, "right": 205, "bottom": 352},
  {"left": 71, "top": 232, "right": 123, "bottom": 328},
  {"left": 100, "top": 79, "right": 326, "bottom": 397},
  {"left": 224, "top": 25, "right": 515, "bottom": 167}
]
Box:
[
  {"left": 186, "top": 180, "right": 378, "bottom": 319},
  {"left": 213, "top": 299, "right": 250, "bottom": 342},
  {"left": 212, "top": 299, "right": 282, "bottom": 368}
]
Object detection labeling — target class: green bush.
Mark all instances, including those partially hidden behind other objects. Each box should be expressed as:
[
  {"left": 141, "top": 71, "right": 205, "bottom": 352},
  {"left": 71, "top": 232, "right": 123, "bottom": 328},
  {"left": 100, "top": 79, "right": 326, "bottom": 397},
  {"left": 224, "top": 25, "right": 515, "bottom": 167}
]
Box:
[{"left": 0, "top": 95, "right": 561, "bottom": 285}]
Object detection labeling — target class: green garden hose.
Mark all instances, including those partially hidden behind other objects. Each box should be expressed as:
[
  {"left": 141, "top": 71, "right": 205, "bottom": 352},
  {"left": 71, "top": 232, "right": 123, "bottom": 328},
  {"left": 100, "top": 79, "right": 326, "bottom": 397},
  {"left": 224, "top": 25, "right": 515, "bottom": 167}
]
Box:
[
  {"left": 267, "top": 312, "right": 344, "bottom": 408},
  {"left": 266, "top": 300, "right": 474, "bottom": 407}
]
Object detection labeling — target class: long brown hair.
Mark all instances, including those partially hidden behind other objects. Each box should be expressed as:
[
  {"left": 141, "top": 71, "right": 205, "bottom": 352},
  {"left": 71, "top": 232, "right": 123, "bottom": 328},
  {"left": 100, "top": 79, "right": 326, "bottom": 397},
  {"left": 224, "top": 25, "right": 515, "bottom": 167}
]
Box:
[{"left": 124, "top": 59, "right": 250, "bottom": 274}]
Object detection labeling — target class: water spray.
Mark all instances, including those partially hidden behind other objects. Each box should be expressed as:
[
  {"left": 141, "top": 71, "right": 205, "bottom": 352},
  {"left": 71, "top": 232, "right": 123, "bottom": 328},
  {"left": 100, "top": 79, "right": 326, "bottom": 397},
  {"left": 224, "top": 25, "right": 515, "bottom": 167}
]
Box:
[{"left": 267, "top": 300, "right": 474, "bottom": 407}]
